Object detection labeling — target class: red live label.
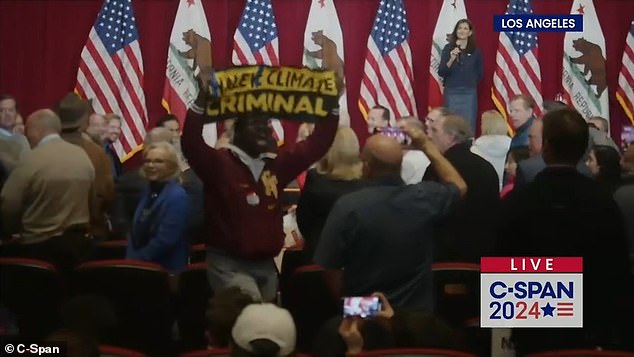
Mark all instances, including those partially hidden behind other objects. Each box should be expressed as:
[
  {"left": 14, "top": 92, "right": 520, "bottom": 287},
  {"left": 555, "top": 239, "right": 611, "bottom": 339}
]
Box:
[{"left": 480, "top": 257, "right": 583, "bottom": 273}]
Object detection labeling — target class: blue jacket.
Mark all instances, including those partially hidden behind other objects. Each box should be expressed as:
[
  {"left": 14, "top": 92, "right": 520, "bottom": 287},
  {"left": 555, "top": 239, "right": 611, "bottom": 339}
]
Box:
[
  {"left": 126, "top": 179, "right": 190, "bottom": 272},
  {"left": 438, "top": 44, "right": 483, "bottom": 88}
]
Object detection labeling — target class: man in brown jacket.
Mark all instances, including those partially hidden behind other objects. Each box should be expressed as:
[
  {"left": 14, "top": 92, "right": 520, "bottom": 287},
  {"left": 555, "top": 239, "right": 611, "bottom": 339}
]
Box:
[{"left": 55, "top": 93, "right": 115, "bottom": 238}]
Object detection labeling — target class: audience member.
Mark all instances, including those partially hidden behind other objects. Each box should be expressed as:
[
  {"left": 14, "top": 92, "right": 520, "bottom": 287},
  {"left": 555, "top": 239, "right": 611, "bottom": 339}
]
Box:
[
  {"left": 470, "top": 110, "right": 511, "bottom": 190},
  {"left": 55, "top": 92, "right": 115, "bottom": 239},
  {"left": 508, "top": 94, "right": 535, "bottom": 149},
  {"left": 0, "top": 95, "right": 30, "bottom": 170},
  {"left": 438, "top": 19, "right": 483, "bottom": 132},
  {"left": 615, "top": 144, "right": 634, "bottom": 272},
  {"left": 110, "top": 127, "right": 173, "bottom": 235},
  {"left": 397, "top": 116, "right": 430, "bottom": 184},
  {"left": 313, "top": 292, "right": 456, "bottom": 357},
  {"left": 515, "top": 114, "right": 593, "bottom": 188},
  {"left": 156, "top": 114, "right": 181, "bottom": 140},
  {"left": 424, "top": 113, "right": 500, "bottom": 262},
  {"left": 496, "top": 108, "right": 632, "bottom": 353},
  {"left": 126, "top": 141, "right": 190, "bottom": 272},
  {"left": 314, "top": 126, "right": 466, "bottom": 311},
  {"left": 296, "top": 127, "right": 367, "bottom": 261},
  {"left": 366, "top": 105, "right": 390, "bottom": 134},
  {"left": 230, "top": 303, "right": 297, "bottom": 357},
  {"left": 182, "top": 75, "right": 339, "bottom": 302},
  {"left": 44, "top": 329, "right": 99, "bottom": 357},
  {"left": 12, "top": 113, "right": 24, "bottom": 135},
  {"left": 103, "top": 113, "right": 123, "bottom": 179},
  {"left": 205, "top": 287, "right": 256, "bottom": 349},
  {"left": 1, "top": 109, "right": 95, "bottom": 273},
  {"left": 85, "top": 113, "right": 106, "bottom": 145},
  {"left": 586, "top": 144, "right": 622, "bottom": 194},
  {"left": 500, "top": 146, "right": 529, "bottom": 198}
]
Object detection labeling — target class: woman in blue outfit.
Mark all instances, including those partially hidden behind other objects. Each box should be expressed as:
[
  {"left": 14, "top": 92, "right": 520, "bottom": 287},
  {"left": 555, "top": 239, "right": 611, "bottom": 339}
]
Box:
[
  {"left": 126, "top": 141, "right": 190, "bottom": 272},
  {"left": 439, "top": 19, "right": 483, "bottom": 133}
]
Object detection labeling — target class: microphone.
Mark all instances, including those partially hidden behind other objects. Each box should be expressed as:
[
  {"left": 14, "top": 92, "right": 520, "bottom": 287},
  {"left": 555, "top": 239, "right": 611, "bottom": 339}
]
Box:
[{"left": 455, "top": 46, "right": 462, "bottom": 63}]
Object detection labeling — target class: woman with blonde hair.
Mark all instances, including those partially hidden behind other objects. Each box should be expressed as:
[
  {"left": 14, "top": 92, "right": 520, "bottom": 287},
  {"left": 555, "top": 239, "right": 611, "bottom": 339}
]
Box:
[
  {"left": 470, "top": 110, "right": 511, "bottom": 191},
  {"left": 126, "top": 141, "right": 191, "bottom": 272},
  {"left": 296, "top": 127, "right": 368, "bottom": 260}
]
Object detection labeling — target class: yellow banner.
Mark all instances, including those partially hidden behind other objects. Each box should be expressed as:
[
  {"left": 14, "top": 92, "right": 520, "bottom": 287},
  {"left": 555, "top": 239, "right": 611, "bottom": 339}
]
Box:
[{"left": 205, "top": 65, "right": 339, "bottom": 122}]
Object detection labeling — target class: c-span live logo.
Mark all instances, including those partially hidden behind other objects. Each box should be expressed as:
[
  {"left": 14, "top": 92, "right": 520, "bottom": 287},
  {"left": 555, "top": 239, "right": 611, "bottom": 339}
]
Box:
[{"left": 480, "top": 257, "right": 583, "bottom": 328}]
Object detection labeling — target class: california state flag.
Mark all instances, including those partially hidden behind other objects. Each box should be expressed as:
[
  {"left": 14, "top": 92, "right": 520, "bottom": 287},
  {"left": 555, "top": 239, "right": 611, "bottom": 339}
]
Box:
[
  {"left": 162, "top": 0, "right": 218, "bottom": 146},
  {"left": 302, "top": 0, "right": 347, "bottom": 126},
  {"left": 428, "top": 0, "right": 467, "bottom": 109},
  {"left": 562, "top": 0, "right": 609, "bottom": 122}
]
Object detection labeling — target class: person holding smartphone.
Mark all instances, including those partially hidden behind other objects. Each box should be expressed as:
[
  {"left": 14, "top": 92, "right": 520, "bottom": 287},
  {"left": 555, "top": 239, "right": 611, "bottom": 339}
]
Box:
[
  {"left": 314, "top": 123, "right": 466, "bottom": 312},
  {"left": 438, "top": 19, "right": 483, "bottom": 134}
]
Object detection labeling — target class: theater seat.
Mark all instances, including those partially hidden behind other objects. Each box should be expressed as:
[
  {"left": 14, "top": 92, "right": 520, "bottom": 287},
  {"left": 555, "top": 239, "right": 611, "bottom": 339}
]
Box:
[
  {"left": 359, "top": 348, "right": 477, "bottom": 356},
  {"left": 431, "top": 262, "right": 480, "bottom": 327},
  {"left": 93, "top": 240, "right": 128, "bottom": 260},
  {"left": 179, "top": 349, "right": 230, "bottom": 357},
  {"left": 283, "top": 264, "right": 339, "bottom": 353},
  {"left": 177, "top": 262, "right": 213, "bottom": 350},
  {"left": 0, "top": 258, "right": 65, "bottom": 341},
  {"left": 189, "top": 244, "right": 206, "bottom": 264},
  {"left": 72, "top": 260, "right": 173, "bottom": 356},
  {"left": 99, "top": 344, "right": 147, "bottom": 357},
  {"left": 525, "top": 349, "right": 634, "bottom": 357}
]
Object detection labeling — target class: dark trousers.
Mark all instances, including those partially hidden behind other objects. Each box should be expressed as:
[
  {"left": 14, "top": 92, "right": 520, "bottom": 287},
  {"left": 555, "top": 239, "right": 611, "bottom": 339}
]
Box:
[{"left": 3, "top": 231, "right": 93, "bottom": 276}]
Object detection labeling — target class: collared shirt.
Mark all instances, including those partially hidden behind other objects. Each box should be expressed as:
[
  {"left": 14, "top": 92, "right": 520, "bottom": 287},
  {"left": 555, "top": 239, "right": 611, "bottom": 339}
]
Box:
[
  {"left": 0, "top": 127, "right": 13, "bottom": 137},
  {"left": 222, "top": 143, "right": 277, "bottom": 181},
  {"left": 37, "top": 133, "right": 61, "bottom": 147}
]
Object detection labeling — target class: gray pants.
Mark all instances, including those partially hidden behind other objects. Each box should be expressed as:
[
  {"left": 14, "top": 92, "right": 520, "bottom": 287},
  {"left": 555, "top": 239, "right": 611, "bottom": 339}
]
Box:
[{"left": 206, "top": 249, "right": 278, "bottom": 302}]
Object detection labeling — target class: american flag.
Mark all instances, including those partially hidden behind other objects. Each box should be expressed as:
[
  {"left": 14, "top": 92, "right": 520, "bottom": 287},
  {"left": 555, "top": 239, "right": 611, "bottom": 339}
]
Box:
[
  {"left": 75, "top": 0, "right": 148, "bottom": 160},
  {"left": 232, "top": 0, "right": 284, "bottom": 143},
  {"left": 359, "top": 0, "right": 417, "bottom": 123},
  {"left": 491, "top": 0, "right": 542, "bottom": 134},
  {"left": 616, "top": 19, "right": 634, "bottom": 126}
]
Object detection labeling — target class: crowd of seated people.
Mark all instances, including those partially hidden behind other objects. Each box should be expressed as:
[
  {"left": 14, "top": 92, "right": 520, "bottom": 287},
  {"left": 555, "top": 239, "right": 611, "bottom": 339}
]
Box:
[{"left": 1, "top": 79, "right": 634, "bottom": 357}]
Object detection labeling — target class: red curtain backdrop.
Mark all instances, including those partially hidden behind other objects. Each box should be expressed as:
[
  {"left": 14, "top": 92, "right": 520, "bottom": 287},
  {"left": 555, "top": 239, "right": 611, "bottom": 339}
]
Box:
[{"left": 1, "top": 0, "right": 633, "bottom": 147}]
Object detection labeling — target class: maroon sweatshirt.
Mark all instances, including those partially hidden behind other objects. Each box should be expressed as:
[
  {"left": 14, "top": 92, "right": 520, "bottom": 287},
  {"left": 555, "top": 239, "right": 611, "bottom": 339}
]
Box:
[{"left": 182, "top": 108, "right": 338, "bottom": 260}]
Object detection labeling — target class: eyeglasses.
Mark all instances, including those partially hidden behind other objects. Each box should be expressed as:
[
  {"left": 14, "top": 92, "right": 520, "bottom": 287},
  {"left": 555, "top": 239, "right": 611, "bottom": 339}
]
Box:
[
  {"left": 144, "top": 159, "right": 168, "bottom": 165},
  {"left": 425, "top": 116, "right": 435, "bottom": 123}
]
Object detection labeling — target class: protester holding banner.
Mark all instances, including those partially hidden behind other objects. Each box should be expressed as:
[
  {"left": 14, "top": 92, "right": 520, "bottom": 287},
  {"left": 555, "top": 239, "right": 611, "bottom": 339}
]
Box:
[
  {"left": 438, "top": 19, "right": 483, "bottom": 133},
  {"left": 181, "top": 68, "right": 340, "bottom": 302}
]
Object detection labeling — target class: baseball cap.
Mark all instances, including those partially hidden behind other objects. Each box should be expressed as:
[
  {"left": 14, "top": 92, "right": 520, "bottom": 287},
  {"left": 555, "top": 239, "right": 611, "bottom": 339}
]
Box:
[{"left": 231, "top": 303, "right": 296, "bottom": 356}]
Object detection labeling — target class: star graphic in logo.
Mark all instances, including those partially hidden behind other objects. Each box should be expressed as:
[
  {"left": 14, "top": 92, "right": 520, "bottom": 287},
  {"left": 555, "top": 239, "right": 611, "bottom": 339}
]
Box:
[
  {"left": 541, "top": 302, "right": 555, "bottom": 317},
  {"left": 318, "top": 0, "right": 325, "bottom": 8},
  {"left": 451, "top": 0, "right": 457, "bottom": 9},
  {"left": 576, "top": 4, "right": 585, "bottom": 14}
]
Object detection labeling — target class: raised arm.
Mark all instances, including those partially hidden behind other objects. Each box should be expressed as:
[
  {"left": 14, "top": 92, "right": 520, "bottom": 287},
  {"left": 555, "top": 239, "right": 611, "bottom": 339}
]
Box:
[
  {"left": 181, "top": 79, "right": 221, "bottom": 183},
  {"left": 404, "top": 124, "right": 467, "bottom": 197},
  {"left": 438, "top": 44, "right": 459, "bottom": 78},
  {"left": 275, "top": 110, "right": 339, "bottom": 187}
]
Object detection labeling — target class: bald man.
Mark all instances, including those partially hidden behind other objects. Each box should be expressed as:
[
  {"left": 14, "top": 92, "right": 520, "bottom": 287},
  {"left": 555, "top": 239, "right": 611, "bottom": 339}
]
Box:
[
  {"left": 314, "top": 128, "right": 466, "bottom": 311},
  {"left": 1, "top": 109, "right": 95, "bottom": 273}
]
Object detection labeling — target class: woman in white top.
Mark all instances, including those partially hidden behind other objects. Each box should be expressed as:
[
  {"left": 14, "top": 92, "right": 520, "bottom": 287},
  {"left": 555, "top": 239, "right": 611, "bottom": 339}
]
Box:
[{"left": 470, "top": 110, "right": 511, "bottom": 191}]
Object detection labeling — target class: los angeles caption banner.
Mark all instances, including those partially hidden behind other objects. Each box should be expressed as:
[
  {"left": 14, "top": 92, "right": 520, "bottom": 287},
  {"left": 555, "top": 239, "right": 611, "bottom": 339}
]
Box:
[{"left": 205, "top": 65, "right": 339, "bottom": 122}]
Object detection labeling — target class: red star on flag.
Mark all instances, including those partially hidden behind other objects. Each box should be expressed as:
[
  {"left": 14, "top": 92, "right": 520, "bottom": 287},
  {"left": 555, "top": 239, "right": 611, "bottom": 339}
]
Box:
[
  {"left": 576, "top": 4, "right": 585, "bottom": 14},
  {"left": 186, "top": 0, "right": 195, "bottom": 7}
]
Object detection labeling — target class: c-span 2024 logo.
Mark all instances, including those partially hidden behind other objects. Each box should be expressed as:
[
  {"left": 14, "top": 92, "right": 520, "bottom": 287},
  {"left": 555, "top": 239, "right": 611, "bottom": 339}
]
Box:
[{"left": 480, "top": 257, "right": 583, "bottom": 328}]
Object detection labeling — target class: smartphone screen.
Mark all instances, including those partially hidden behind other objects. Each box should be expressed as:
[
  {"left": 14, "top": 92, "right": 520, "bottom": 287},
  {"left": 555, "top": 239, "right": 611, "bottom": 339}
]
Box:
[
  {"left": 377, "top": 127, "right": 409, "bottom": 145},
  {"left": 343, "top": 296, "right": 382, "bottom": 318}
]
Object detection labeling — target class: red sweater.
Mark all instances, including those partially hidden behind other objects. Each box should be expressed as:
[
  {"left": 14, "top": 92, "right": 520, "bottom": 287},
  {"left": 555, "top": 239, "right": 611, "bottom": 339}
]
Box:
[{"left": 182, "top": 110, "right": 338, "bottom": 260}]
